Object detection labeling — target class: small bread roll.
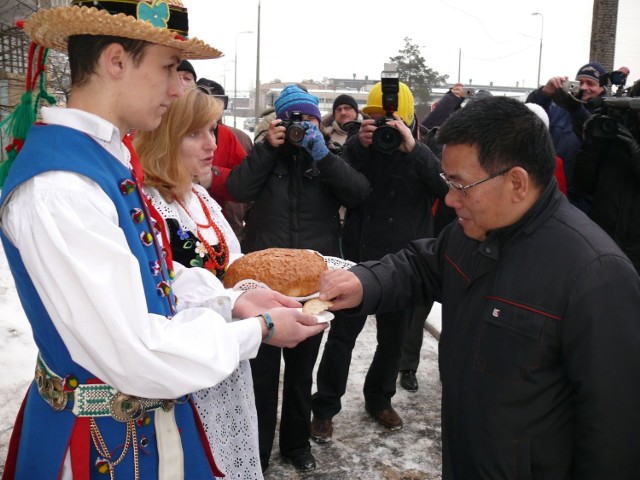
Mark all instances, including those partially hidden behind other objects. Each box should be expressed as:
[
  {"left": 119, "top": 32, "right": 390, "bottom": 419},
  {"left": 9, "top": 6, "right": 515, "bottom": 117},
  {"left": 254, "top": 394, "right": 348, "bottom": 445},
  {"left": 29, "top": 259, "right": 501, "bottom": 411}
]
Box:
[{"left": 302, "top": 298, "right": 334, "bottom": 315}]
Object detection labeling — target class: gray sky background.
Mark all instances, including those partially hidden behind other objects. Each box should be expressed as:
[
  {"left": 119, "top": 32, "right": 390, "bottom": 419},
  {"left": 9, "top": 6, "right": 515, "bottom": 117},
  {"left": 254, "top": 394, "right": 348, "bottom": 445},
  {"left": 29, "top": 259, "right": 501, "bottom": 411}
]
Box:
[{"left": 183, "top": 0, "right": 640, "bottom": 94}]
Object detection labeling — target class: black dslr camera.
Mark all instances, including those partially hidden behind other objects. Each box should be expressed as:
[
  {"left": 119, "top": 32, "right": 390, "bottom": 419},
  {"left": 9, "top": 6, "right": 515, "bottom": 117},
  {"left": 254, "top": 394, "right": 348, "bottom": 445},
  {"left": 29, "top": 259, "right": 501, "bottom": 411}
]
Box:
[
  {"left": 279, "top": 111, "right": 308, "bottom": 146},
  {"left": 586, "top": 97, "right": 640, "bottom": 140},
  {"left": 372, "top": 63, "right": 403, "bottom": 153}
]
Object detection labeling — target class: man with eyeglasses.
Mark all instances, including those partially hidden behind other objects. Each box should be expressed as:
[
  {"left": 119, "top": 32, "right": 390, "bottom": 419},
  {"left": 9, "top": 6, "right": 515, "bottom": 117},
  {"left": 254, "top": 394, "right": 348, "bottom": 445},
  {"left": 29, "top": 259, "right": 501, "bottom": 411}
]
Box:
[{"left": 317, "top": 96, "right": 640, "bottom": 478}]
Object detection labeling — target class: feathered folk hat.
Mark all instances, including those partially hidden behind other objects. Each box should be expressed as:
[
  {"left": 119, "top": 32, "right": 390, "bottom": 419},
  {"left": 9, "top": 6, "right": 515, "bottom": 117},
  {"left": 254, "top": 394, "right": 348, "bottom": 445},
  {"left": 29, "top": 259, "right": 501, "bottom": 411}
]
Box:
[{"left": 22, "top": 0, "right": 222, "bottom": 60}]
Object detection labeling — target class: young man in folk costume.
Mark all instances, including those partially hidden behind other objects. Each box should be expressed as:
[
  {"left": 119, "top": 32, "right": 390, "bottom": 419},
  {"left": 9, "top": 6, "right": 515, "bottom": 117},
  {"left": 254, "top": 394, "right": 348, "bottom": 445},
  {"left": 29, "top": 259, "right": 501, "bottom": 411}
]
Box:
[{"left": 0, "top": 1, "right": 326, "bottom": 479}]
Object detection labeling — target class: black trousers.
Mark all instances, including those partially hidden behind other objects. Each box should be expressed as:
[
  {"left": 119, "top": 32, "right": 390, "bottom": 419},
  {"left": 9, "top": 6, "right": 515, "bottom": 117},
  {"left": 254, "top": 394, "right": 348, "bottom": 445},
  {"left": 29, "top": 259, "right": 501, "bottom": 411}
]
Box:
[
  {"left": 312, "top": 309, "right": 411, "bottom": 419},
  {"left": 400, "top": 303, "right": 435, "bottom": 371},
  {"left": 250, "top": 331, "right": 324, "bottom": 469}
]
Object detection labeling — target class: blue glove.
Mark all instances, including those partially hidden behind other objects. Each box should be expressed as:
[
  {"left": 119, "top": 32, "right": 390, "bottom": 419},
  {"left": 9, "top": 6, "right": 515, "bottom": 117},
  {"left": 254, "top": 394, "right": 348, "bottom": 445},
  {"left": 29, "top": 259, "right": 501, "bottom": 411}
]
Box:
[{"left": 300, "top": 122, "right": 329, "bottom": 161}]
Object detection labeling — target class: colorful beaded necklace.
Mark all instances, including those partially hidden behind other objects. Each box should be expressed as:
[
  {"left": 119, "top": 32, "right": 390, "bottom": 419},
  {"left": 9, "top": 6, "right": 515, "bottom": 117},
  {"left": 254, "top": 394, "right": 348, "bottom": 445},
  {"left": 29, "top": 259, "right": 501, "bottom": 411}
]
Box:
[{"left": 174, "top": 188, "right": 229, "bottom": 275}]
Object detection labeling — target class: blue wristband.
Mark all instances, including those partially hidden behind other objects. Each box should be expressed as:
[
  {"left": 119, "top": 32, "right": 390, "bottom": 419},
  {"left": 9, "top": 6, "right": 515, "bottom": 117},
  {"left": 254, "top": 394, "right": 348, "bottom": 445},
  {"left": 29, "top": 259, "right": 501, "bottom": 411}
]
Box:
[{"left": 260, "top": 313, "right": 274, "bottom": 342}]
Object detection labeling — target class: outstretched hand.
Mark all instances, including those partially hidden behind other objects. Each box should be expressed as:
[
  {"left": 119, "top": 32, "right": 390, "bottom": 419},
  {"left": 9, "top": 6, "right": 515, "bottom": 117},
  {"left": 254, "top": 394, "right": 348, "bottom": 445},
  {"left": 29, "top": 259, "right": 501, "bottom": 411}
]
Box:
[{"left": 318, "top": 269, "right": 364, "bottom": 310}]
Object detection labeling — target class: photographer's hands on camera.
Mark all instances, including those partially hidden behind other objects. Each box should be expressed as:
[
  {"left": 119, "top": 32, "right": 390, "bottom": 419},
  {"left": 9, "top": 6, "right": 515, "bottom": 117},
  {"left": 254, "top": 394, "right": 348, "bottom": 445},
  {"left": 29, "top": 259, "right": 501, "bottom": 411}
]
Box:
[
  {"left": 542, "top": 76, "right": 585, "bottom": 113},
  {"left": 266, "top": 119, "right": 329, "bottom": 161},
  {"left": 358, "top": 113, "right": 416, "bottom": 153},
  {"left": 299, "top": 123, "right": 329, "bottom": 161},
  {"left": 266, "top": 118, "right": 287, "bottom": 147}
]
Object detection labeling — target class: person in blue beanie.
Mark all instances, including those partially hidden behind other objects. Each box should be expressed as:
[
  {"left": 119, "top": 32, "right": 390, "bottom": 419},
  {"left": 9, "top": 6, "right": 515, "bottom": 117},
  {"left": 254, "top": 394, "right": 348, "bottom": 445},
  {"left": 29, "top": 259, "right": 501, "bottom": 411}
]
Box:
[{"left": 226, "top": 84, "right": 371, "bottom": 473}]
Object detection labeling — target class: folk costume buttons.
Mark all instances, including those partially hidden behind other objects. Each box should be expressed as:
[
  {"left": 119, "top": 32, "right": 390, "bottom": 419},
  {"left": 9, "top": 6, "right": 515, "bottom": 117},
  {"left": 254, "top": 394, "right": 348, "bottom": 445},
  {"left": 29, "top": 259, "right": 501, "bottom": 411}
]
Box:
[
  {"left": 130, "top": 208, "right": 145, "bottom": 224},
  {"left": 119, "top": 178, "right": 136, "bottom": 195}
]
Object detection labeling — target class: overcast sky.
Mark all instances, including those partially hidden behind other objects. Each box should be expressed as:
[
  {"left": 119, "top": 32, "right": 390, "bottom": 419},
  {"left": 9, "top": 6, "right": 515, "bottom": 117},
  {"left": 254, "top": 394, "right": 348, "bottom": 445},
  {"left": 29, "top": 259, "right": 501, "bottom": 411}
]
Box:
[{"left": 182, "top": 0, "right": 640, "bottom": 95}]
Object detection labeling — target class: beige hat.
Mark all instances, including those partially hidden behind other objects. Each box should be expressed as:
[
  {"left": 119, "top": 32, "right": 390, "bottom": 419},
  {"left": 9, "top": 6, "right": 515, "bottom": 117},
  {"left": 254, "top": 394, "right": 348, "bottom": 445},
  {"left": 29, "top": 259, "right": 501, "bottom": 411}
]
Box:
[{"left": 23, "top": 0, "right": 222, "bottom": 60}]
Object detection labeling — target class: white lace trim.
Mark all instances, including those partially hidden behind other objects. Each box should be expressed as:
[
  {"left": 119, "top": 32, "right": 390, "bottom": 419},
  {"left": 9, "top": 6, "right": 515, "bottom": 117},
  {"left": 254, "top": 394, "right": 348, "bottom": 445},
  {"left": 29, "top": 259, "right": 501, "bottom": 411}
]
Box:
[
  {"left": 193, "top": 360, "right": 263, "bottom": 479},
  {"left": 145, "top": 185, "right": 241, "bottom": 257}
]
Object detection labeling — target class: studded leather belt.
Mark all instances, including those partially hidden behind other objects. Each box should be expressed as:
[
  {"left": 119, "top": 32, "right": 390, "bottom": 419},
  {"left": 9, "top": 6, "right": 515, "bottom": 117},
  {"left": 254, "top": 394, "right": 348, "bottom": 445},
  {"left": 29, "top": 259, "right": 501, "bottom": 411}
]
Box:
[{"left": 35, "top": 353, "right": 187, "bottom": 421}]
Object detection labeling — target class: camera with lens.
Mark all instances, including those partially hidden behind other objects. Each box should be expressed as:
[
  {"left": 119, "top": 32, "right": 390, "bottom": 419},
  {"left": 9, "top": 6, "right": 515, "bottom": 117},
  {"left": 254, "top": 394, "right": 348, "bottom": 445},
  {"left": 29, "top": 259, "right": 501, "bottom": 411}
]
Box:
[
  {"left": 599, "top": 69, "right": 630, "bottom": 97},
  {"left": 586, "top": 97, "right": 640, "bottom": 140},
  {"left": 279, "top": 111, "right": 308, "bottom": 146},
  {"left": 372, "top": 63, "right": 403, "bottom": 153},
  {"left": 562, "top": 80, "right": 581, "bottom": 97},
  {"left": 465, "top": 87, "right": 476, "bottom": 97},
  {"left": 341, "top": 120, "right": 362, "bottom": 138}
]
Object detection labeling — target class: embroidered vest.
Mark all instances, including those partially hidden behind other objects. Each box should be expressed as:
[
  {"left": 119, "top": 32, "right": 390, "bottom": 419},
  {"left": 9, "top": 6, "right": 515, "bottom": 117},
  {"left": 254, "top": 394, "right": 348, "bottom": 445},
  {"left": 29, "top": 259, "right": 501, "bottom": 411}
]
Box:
[{"left": 0, "top": 125, "right": 218, "bottom": 479}]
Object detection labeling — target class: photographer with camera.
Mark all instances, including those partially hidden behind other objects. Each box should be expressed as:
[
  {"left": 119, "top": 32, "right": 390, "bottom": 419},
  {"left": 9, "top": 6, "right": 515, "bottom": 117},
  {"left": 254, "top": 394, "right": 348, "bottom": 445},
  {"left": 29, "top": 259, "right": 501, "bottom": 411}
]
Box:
[
  {"left": 226, "top": 84, "right": 370, "bottom": 473},
  {"left": 526, "top": 62, "right": 608, "bottom": 213},
  {"left": 321, "top": 94, "right": 365, "bottom": 148},
  {"left": 574, "top": 84, "right": 640, "bottom": 274},
  {"left": 311, "top": 70, "right": 447, "bottom": 441}
]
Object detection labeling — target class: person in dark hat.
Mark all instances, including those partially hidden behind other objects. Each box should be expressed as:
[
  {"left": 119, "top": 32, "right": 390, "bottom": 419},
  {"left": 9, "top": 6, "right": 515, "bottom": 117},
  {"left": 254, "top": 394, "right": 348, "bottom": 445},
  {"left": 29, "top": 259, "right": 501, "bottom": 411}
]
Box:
[
  {"left": 526, "top": 61, "right": 607, "bottom": 214},
  {"left": 320, "top": 93, "right": 363, "bottom": 147},
  {"left": 177, "top": 59, "right": 197, "bottom": 86},
  {"left": 195, "top": 77, "right": 253, "bottom": 240}
]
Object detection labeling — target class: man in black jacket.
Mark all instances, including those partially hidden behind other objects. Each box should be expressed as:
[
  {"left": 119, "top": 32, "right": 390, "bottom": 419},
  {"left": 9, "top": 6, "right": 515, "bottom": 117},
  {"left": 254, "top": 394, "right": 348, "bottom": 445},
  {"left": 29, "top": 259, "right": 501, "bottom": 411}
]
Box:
[
  {"left": 317, "top": 97, "right": 640, "bottom": 479},
  {"left": 310, "top": 80, "right": 447, "bottom": 440}
]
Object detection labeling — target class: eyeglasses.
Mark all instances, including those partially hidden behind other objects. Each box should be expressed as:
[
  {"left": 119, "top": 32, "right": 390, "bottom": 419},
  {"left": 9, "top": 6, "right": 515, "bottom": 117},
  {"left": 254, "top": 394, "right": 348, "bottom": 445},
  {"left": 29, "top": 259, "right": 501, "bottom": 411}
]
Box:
[{"left": 439, "top": 168, "right": 510, "bottom": 196}]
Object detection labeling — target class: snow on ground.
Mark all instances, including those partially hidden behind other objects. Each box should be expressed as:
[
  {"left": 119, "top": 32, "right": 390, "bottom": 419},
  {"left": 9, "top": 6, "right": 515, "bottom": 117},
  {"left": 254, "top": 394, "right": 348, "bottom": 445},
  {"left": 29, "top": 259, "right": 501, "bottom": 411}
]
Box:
[{"left": 0, "top": 241, "right": 37, "bottom": 472}]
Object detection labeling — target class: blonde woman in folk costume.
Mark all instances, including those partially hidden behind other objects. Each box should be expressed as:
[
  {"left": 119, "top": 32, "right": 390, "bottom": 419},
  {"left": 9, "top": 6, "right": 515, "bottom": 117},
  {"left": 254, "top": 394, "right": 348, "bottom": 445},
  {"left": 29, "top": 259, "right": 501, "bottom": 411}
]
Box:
[{"left": 136, "top": 87, "right": 262, "bottom": 479}]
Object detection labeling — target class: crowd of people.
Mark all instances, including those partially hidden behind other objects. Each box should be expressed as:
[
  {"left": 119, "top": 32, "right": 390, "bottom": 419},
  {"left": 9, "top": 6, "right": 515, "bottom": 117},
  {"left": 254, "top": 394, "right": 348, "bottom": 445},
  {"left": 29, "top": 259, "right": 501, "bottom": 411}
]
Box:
[{"left": 1, "top": 1, "right": 639, "bottom": 479}]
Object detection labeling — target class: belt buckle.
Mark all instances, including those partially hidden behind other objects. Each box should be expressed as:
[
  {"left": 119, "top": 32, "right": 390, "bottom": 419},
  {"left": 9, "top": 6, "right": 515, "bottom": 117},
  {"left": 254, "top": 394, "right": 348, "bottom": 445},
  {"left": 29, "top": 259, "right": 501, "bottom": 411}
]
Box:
[
  {"left": 110, "top": 392, "right": 145, "bottom": 422},
  {"left": 35, "top": 364, "right": 68, "bottom": 411}
]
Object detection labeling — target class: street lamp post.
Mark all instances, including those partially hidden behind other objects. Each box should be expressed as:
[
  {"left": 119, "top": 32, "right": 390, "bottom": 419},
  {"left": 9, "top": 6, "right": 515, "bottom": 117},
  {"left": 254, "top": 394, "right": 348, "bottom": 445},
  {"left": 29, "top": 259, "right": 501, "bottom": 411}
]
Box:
[
  {"left": 532, "top": 12, "right": 544, "bottom": 88},
  {"left": 234, "top": 30, "right": 253, "bottom": 128}
]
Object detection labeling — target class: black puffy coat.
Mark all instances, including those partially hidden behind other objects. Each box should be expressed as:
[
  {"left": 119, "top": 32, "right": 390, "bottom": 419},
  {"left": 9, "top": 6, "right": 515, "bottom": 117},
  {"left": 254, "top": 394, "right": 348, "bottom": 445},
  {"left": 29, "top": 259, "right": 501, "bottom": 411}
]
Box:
[
  {"left": 226, "top": 141, "right": 370, "bottom": 256},
  {"left": 352, "top": 182, "right": 640, "bottom": 479},
  {"left": 574, "top": 133, "right": 640, "bottom": 273},
  {"left": 341, "top": 134, "right": 447, "bottom": 262}
]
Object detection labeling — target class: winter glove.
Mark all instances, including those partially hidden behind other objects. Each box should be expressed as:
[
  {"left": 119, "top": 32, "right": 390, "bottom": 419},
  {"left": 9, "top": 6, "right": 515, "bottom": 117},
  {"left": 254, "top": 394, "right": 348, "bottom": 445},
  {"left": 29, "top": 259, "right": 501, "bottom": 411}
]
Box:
[
  {"left": 613, "top": 125, "right": 640, "bottom": 181},
  {"left": 552, "top": 88, "right": 584, "bottom": 113},
  {"left": 300, "top": 122, "right": 329, "bottom": 161}
]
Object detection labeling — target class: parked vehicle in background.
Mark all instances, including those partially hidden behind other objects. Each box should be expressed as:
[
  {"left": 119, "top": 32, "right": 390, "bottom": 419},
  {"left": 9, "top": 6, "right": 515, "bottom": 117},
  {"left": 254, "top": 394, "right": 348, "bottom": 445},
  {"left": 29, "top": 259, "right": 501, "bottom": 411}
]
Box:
[{"left": 244, "top": 117, "right": 256, "bottom": 132}]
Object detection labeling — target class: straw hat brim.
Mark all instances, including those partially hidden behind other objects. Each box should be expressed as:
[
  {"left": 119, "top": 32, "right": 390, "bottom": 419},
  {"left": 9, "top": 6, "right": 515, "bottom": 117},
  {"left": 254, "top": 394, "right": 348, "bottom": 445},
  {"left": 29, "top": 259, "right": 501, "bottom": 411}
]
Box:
[{"left": 23, "top": 5, "right": 223, "bottom": 60}]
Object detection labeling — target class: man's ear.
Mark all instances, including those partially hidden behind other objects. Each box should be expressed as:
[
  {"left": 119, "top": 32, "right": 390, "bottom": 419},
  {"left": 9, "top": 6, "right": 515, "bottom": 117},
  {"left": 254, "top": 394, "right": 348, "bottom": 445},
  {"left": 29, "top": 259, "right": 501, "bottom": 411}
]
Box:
[
  {"left": 101, "top": 42, "right": 128, "bottom": 79},
  {"left": 508, "top": 166, "right": 530, "bottom": 202}
]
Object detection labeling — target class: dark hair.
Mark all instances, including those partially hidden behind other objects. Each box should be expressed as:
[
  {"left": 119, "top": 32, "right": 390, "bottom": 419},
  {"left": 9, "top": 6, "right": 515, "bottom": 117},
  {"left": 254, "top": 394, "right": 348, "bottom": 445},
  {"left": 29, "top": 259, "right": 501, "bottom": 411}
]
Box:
[
  {"left": 436, "top": 97, "right": 556, "bottom": 187},
  {"left": 68, "top": 35, "right": 150, "bottom": 87}
]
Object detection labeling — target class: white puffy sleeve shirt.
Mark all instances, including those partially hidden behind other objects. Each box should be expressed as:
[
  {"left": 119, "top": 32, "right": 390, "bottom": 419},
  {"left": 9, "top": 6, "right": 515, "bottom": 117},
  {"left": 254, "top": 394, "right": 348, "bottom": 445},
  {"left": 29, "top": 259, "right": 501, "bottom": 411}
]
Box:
[{"left": 0, "top": 107, "right": 262, "bottom": 399}]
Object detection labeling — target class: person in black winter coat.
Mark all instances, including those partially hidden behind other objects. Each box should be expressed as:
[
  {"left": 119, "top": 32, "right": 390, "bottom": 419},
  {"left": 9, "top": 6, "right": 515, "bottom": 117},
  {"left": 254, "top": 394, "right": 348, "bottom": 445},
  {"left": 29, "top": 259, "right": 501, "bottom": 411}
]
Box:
[
  {"left": 226, "top": 84, "right": 370, "bottom": 473},
  {"left": 310, "top": 80, "right": 447, "bottom": 440},
  {"left": 526, "top": 62, "right": 608, "bottom": 213},
  {"left": 574, "top": 82, "right": 640, "bottom": 273},
  {"left": 317, "top": 96, "right": 640, "bottom": 479}
]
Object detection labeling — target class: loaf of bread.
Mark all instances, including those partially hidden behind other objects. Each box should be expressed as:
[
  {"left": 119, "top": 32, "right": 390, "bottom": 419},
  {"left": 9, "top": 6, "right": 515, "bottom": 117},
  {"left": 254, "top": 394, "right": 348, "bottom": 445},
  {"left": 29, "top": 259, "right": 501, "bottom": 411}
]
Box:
[{"left": 223, "top": 248, "right": 327, "bottom": 297}]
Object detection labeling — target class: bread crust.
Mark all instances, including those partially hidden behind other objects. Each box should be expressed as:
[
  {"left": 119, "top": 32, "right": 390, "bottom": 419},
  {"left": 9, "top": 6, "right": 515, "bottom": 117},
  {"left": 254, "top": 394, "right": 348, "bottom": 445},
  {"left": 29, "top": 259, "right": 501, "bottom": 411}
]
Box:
[{"left": 223, "top": 248, "right": 327, "bottom": 297}]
